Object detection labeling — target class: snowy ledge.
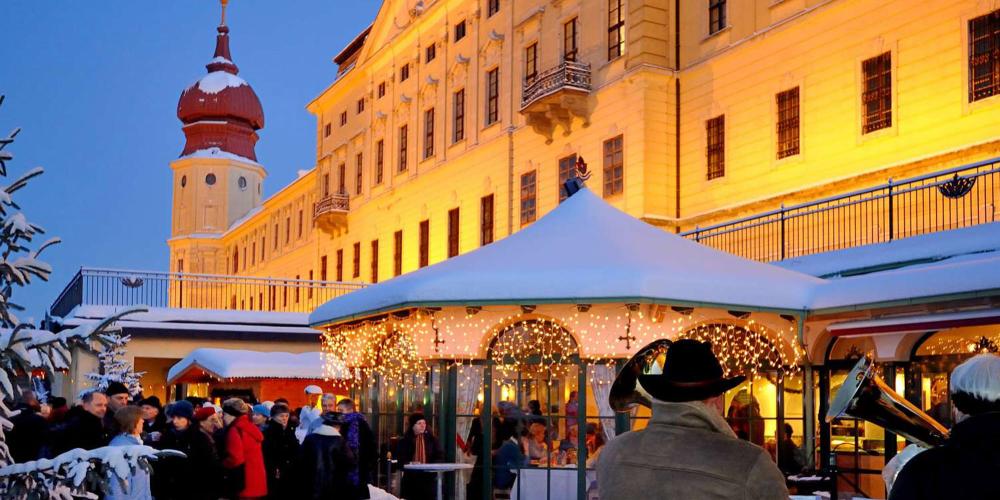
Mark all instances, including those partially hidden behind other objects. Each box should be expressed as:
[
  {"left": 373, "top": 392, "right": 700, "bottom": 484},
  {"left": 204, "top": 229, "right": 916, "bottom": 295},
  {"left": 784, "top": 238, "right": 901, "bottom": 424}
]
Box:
[{"left": 177, "top": 147, "right": 261, "bottom": 167}]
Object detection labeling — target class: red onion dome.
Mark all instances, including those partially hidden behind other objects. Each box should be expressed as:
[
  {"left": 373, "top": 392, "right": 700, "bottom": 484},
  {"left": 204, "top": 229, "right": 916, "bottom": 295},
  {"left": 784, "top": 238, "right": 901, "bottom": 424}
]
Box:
[{"left": 177, "top": 24, "right": 264, "bottom": 162}]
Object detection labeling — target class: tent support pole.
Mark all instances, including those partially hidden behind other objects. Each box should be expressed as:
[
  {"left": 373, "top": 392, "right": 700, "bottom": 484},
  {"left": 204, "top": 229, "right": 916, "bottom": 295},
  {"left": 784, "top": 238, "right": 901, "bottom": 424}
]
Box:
[{"left": 799, "top": 313, "right": 815, "bottom": 469}]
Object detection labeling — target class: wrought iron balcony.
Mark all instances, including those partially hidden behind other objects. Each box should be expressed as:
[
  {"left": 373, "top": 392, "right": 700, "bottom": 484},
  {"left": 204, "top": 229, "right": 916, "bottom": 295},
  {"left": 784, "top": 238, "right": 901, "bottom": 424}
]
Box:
[
  {"left": 50, "top": 267, "right": 366, "bottom": 317},
  {"left": 314, "top": 191, "right": 350, "bottom": 234},
  {"left": 682, "top": 158, "right": 1000, "bottom": 262},
  {"left": 520, "top": 61, "right": 592, "bottom": 142}
]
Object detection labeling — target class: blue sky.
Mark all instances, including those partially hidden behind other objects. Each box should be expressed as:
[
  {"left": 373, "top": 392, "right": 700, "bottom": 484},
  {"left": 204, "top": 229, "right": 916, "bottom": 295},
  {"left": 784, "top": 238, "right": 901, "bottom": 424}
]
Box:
[{"left": 0, "top": 1, "right": 382, "bottom": 322}]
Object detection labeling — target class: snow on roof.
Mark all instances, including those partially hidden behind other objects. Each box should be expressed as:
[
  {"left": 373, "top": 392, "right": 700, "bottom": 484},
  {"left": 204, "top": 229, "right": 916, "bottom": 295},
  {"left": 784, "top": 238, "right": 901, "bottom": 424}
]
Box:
[
  {"left": 195, "top": 70, "right": 248, "bottom": 94},
  {"left": 808, "top": 251, "right": 1000, "bottom": 311},
  {"left": 209, "top": 56, "right": 233, "bottom": 65},
  {"left": 167, "top": 348, "right": 341, "bottom": 383},
  {"left": 778, "top": 222, "right": 1000, "bottom": 278},
  {"left": 310, "top": 188, "right": 824, "bottom": 326},
  {"left": 177, "top": 146, "right": 261, "bottom": 166}
]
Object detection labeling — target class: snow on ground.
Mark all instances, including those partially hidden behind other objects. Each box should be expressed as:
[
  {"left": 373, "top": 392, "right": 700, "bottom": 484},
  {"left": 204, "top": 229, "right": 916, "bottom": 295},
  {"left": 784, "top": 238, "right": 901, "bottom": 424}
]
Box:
[{"left": 167, "top": 348, "right": 337, "bottom": 381}]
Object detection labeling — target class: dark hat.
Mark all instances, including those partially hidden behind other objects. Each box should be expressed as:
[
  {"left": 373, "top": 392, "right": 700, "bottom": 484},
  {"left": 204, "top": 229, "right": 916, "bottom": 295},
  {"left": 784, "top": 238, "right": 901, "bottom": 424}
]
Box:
[
  {"left": 408, "top": 412, "right": 426, "bottom": 430},
  {"left": 637, "top": 339, "right": 745, "bottom": 403},
  {"left": 193, "top": 406, "right": 217, "bottom": 422},
  {"left": 105, "top": 381, "right": 130, "bottom": 397},
  {"left": 222, "top": 398, "right": 250, "bottom": 417},
  {"left": 139, "top": 395, "right": 162, "bottom": 410},
  {"left": 167, "top": 400, "right": 195, "bottom": 420},
  {"left": 270, "top": 404, "right": 290, "bottom": 417},
  {"left": 321, "top": 411, "right": 346, "bottom": 427}
]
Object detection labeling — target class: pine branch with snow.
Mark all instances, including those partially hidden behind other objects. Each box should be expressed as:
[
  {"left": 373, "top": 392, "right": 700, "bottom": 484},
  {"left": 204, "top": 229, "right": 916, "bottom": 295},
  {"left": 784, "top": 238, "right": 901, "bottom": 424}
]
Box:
[{"left": 81, "top": 331, "right": 145, "bottom": 398}]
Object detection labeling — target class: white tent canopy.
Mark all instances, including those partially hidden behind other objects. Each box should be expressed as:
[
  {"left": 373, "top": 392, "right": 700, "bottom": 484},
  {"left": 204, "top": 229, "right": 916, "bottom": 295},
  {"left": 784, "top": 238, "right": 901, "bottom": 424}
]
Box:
[
  {"left": 167, "top": 348, "right": 344, "bottom": 383},
  {"left": 310, "top": 188, "right": 825, "bottom": 326}
]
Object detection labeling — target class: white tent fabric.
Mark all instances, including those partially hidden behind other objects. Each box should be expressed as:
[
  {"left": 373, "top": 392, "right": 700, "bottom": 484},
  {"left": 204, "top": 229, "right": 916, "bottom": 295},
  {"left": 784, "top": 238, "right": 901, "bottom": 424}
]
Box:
[
  {"left": 167, "top": 348, "right": 345, "bottom": 383},
  {"left": 310, "top": 188, "right": 824, "bottom": 326}
]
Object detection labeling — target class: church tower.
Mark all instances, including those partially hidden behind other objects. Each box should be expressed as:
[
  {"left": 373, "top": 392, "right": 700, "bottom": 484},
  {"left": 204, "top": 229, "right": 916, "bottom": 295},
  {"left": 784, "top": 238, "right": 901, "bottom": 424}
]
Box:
[{"left": 169, "top": 0, "right": 265, "bottom": 274}]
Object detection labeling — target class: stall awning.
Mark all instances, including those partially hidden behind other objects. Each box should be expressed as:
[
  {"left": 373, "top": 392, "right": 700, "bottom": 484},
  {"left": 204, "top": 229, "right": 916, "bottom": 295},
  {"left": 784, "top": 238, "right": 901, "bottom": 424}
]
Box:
[
  {"left": 309, "top": 188, "right": 823, "bottom": 326},
  {"left": 828, "top": 309, "right": 1000, "bottom": 337},
  {"left": 167, "top": 348, "right": 345, "bottom": 384}
]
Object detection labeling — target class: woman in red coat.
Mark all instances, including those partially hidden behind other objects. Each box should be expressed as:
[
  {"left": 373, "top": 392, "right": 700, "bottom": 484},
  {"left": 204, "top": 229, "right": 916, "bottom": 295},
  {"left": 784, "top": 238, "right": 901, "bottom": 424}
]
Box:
[{"left": 221, "top": 398, "right": 268, "bottom": 499}]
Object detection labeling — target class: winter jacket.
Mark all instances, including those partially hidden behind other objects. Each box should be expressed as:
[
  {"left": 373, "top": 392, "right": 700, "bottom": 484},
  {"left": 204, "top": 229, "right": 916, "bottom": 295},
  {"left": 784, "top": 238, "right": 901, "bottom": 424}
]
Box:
[
  {"left": 8, "top": 404, "right": 48, "bottom": 462},
  {"left": 342, "top": 413, "right": 378, "bottom": 499},
  {"left": 48, "top": 406, "right": 107, "bottom": 456},
  {"left": 262, "top": 422, "right": 299, "bottom": 499},
  {"left": 296, "top": 424, "right": 358, "bottom": 500},
  {"left": 396, "top": 432, "right": 444, "bottom": 500},
  {"left": 889, "top": 411, "right": 1000, "bottom": 500},
  {"left": 142, "top": 413, "right": 167, "bottom": 444},
  {"left": 222, "top": 414, "right": 268, "bottom": 498},
  {"left": 153, "top": 424, "right": 221, "bottom": 500},
  {"left": 598, "top": 401, "right": 788, "bottom": 500},
  {"left": 106, "top": 433, "right": 153, "bottom": 500},
  {"left": 493, "top": 437, "right": 526, "bottom": 489}
]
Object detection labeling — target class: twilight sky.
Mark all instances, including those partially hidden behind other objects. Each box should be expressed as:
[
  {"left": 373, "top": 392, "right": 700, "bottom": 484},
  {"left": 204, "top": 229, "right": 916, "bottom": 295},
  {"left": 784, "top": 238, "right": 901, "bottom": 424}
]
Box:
[{"left": 0, "top": 1, "right": 382, "bottom": 322}]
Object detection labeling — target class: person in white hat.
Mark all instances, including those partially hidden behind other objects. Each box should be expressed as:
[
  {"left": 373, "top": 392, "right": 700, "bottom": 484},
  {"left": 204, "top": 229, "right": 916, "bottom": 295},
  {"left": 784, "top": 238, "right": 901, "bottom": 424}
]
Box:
[{"left": 889, "top": 353, "right": 1000, "bottom": 499}]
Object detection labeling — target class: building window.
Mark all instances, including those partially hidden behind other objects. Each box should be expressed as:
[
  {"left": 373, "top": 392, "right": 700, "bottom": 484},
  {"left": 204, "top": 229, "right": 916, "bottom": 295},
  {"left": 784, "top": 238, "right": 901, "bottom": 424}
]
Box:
[
  {"left": 394, "top": 230, "right": 403, "bottom": 276},
  {"left": 274, "top": 224, "right": 279, "bottom": 249},
  {"left": 486, "top": 68, "right": 499, "bottom": 125},
  {"left": 559, "top": 154, "right": 578, "bottom": 202},
  {"left": 336, "top": 249, "right": 344, "bottom": 281},
  {"left": 455, "top": 20, "right": 467, "bottom": 41},
  {"left": 453, "top": 89, "right": 466, "bottom": 143},
  {"left": 378, "top": 82, "right": 386, "bottom": 98},
  {"left": 294, "top": 275, "right": 300, "bottom": 304},
  {"left": 251, "top": 241, "right": 256, "bottom": 266},
  {"left": 564, "top": 18, "right": 578, "bottom": 62},
  {"left": 603, "top": 135, "right": 624, "bottom": 197},
  {"left": 324, "top": 123, "right": 331, "bottom": 137},
  {"left": 709, "top": 0, "right": 726, "bottom": 35},
  {"left": 260, "top": 237, "right": 265, "bottom": 261},
  {"left": 862, "top": 52, "right": 892, "bottom": 133},
  {"left": 357, "top": 97, "right": 365, "bottom": 114},
  {"left": 352, "top": 242, "right": 361, "bottom": 278},
  {"left": 400, "top": 63, "right": 410, "bottom": 81},
  {"left": 419, "top": 220, "right": 430, "bottom": 268},
  {"left": 426, "top": 44, "right": 436, "bottom": 63},
  {"left": 520, "top": 170, "right": 537, "bottom": 226},
  {"left": 376, "top": 140, "right": 385, "bottom": 184},
  {"left": 970, "top": 11, "right": 1000, "bottom": 101},
  {"left": 447, "top": 208, "right": 460, "bottom": 258},
  {"left": 608, "top": 0, "right": 625, "bottom": 60},
  {"left": 776, "top": 87, "right": 800, "bottom": 159},
  {"left": 370, "top": 240, "right": 379, "bottom": 283},
  {"left": 355, "top": 153, "right": 364, "bottom": 195},
  {"left": 399, "top": 125, "right": 408, "bottom": 172},
  {"left": 232, "top": 247, "right": 239, "bottom": 273},
  {"left": 525, "top": 43, "right": 538, "bottom": 82},
  {"left": 323, "top": 173, "right": 330, "bottom": 197},
  {"left": 706, "top": 115, "right": 725, "bottom": 180},
  {"left": 320, "top": 255, "right": 328, "bottom": 281},
  {"left": 298, "top": 209, "right": 303, "bottom": 238},
  {"left": 424, "top": 108, "right": 435, "bottom": 159},
  {"left": 285, "top": 216, "right": 291, "bottom": 244},
  {"left": 481, "top": 194, "right": 494, "bottom": 246},
  {"left": 340, "top": 111, "right": 347, "bottom": 126},
  {"left": 488, "top": 0, "right": 500, "bottom": 17},
  {"left": 338, "top": 163, "right": 346, "bottom": 193}
]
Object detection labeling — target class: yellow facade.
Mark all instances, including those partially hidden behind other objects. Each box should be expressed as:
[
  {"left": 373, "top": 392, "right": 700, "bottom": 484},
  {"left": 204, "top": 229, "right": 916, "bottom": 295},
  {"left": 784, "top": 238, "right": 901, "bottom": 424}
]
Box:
[{"left": 168, "top": 0, "right": 1000, "bottom": 298}]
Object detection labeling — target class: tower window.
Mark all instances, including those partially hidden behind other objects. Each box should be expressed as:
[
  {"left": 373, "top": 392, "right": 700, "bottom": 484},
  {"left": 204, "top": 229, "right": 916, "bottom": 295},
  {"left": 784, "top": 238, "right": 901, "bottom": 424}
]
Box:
[
  {"left": 238, "top": 176, "right": 247, "bottom": 191},
  {"left": 205, "top": 173, "right": 217, "bottom": 186},
  {"left": 180, "top": 175, "right": 187, "bottom": 188}
]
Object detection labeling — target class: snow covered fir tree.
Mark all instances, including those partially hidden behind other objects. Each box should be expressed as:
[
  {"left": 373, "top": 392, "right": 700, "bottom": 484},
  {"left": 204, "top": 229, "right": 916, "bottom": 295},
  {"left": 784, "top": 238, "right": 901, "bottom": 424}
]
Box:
[
  {"left": 0, "top": 96, "right": 179, "bottom": 499},
  {"left": 82, "top": 332, "right": 144, "bottom": 398}
]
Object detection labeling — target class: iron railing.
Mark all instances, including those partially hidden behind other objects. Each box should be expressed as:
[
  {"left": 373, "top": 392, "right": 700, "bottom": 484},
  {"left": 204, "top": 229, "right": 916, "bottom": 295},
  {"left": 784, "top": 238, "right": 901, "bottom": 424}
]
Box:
[
  {"left": 50, "top": 268, "right": 366, "bottom": 317},
  {"left": 682, "top": 158, "right": 1000, "bottom": 262},
  {"left": 314, "top": 192, "right": 350, "bottom": 218},
  {"left": 521, "top": 61, "right": 592, "bottom": 110}
]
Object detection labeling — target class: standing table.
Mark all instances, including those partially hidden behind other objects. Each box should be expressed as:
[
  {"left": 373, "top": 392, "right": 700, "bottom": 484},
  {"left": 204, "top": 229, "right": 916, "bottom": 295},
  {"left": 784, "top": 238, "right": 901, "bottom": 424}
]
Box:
[{"left": 403, "top": 462, "right": 474, "bottom": 500}]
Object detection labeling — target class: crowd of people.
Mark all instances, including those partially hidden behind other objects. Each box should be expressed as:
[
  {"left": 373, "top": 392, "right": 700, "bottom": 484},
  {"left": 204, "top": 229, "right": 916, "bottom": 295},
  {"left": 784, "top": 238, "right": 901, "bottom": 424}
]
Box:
[{"left": 5, "top": 383, "right": 378, "bottom": 500}]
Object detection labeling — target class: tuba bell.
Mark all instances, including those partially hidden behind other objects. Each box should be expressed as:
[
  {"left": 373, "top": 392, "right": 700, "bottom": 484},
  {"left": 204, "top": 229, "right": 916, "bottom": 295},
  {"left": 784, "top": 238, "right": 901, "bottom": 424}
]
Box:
[
  {"left": 610, "top": 339, "right": 672, "bottom": 412},
  {"left": 826, "top": 356, "right": 949, "bottom": 448}
]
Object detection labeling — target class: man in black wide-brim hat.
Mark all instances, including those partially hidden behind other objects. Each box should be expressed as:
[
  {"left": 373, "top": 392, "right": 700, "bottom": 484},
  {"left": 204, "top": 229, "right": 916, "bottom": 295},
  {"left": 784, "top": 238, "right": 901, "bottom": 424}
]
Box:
[{"left": 597, "top": 339, "right": 787, "bottom": 500}]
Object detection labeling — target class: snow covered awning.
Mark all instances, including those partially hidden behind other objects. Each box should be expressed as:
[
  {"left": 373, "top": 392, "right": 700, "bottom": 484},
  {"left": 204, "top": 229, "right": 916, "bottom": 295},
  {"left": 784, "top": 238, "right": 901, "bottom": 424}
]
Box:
[
  {"left": 310, "top": 188, "right": 823, "bottom": 327},
  {"left": 59, "top": 305, "right": 319, "bottom": 339},
  {"left": 167, "top": 348, "right": 345, "bottom": 384},
  {"left": 828, "top": 309, "right": 1000, "bottom": 337}
]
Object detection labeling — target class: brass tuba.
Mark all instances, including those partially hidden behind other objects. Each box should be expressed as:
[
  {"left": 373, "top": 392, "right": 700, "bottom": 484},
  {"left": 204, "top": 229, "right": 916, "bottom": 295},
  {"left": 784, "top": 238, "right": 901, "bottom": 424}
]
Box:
[
  {"left": 826, "top": 356, "right": 949, "bottom": 447},
  {"left": 610, "top": 339, "right": 672, "bottom": 412}
]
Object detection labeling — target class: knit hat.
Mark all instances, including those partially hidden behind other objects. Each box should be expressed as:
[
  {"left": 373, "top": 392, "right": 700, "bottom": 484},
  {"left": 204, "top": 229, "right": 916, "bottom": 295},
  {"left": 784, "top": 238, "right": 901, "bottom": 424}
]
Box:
[
  {"left": 252, "top": 404, "right": 270, "bottom": 418},
  {"left": 168, "top": 400, "right": 195, "bottom": 420},
  {"left": 193, "top": 406, "right": 217, "bottom": 422},
  {"left": 222, "top": 398, "right": 250, "bottom": 417},
  {"left": 950, "top": 353, "right": 1000, "bottom": 415},
  {"left": 105, "top": 382, "right": 130, "bottom": 397},
  {"left": 408, "top": 412, "right": 427, "bottom": 431},
  {"left": 139, "top": 395, "right": 162, "bottom": 410},
  {"left": 269, "top": 404, "right": 290, "bottom": 418}
]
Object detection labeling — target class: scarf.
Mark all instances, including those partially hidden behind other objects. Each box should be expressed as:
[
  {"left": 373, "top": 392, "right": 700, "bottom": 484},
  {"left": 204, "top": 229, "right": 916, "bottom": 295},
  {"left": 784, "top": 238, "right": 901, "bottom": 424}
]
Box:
[
  {"left": 415, "top": 434, "right": 427, "bottom": 463},
  {"left": 343, "top": 412, "right": 365, "bottom": 486}
]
